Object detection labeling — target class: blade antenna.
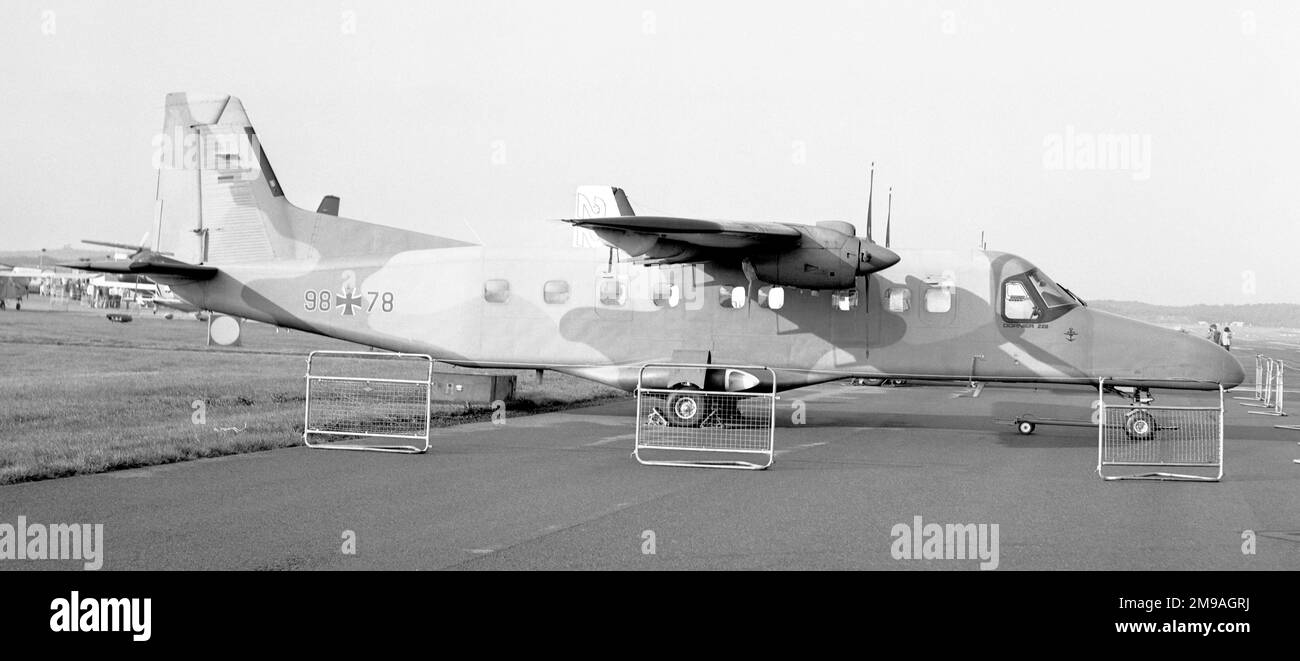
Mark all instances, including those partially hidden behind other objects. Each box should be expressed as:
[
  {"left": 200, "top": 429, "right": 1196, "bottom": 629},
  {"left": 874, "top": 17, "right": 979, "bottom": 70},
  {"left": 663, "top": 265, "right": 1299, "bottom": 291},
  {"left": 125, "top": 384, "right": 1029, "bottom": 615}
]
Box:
[{"left": 885, "top": 187, "right": 892, "bottom": 249}]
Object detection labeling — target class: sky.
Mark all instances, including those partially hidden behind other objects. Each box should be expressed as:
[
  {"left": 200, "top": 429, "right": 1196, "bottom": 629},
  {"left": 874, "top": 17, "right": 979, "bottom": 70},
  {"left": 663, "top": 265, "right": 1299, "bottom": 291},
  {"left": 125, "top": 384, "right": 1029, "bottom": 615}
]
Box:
[{"left": 1, "top": 0, "right": 1297, "bottom": 305}]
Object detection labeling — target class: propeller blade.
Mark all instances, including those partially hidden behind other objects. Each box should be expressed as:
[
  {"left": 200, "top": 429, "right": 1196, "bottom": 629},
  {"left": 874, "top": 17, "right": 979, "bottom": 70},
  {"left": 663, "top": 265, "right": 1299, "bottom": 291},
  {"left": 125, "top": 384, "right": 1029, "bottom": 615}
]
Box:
[{"left": 866, "top": 162, "right": 875, "bottom": 242}]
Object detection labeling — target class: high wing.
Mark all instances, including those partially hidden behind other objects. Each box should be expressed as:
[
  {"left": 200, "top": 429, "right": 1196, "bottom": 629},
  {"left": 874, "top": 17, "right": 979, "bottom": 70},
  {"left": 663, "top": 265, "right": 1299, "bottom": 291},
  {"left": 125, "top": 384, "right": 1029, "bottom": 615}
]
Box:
[
  {"left": 568, "top": 215, "right": 802, "bottom": 251},
  {"left": 562, "top": 186, "right": 900, "bottom": 288}
]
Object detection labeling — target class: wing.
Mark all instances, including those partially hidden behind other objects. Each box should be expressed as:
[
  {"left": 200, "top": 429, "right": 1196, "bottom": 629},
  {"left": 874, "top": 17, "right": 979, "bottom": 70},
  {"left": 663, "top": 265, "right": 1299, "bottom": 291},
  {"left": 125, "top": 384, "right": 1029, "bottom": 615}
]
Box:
[
  {"left": 561, "top": 186, "right": 899, "bottom": 287},
  {"left": 566, "top": 215, "right": 802, "bottom": 255}
]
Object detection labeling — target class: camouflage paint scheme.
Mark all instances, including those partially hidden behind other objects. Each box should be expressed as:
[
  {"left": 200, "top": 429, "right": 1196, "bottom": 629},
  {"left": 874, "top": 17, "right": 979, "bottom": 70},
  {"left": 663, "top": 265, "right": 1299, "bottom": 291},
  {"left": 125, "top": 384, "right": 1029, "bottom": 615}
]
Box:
[{"left": 82, "top": 93, "right": 1244, "bottom": 395}]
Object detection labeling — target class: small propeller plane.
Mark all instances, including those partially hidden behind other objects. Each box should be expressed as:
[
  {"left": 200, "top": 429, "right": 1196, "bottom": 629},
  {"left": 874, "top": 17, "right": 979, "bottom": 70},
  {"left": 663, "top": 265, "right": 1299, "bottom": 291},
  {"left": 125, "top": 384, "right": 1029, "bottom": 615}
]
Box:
[{"left": 70, "top": 93, "right": 1243, "bottom": 437}]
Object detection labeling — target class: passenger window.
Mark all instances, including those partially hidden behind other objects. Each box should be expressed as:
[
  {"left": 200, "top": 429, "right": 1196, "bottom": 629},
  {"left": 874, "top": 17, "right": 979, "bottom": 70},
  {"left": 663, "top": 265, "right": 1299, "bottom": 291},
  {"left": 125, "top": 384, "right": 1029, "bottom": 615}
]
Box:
[
  {"left": 924, "top": 286, "right": 951, "bottom": 313},
  {"left": 652, "top": 283, "right": 678, "bottom": 307},
  {"left": 651, "top": 269, "right": 679, "bottom": 307},
  {"left": 598, "top": 275, "right": 626, "bottom": 306},
  {"left": 1004, "top": 281, "right": 1039, "bottom": 320},
  {"left": 719, "top": 285, "right": 747, "bottom": 309},
  {"left": 543, "top": 280, "right": 570, "bottom": 304},
  {"left": 832, "top": 289, "right": 858, "bottom": 311},
  {"left": 483, "top": 279, "right": 510, "bottom": 303},
  {"left": 886, "top": 287, "right": 911, "bottom": 312},
  {"left": 758, "top": 285, "right": 785, "bottom": 310}
]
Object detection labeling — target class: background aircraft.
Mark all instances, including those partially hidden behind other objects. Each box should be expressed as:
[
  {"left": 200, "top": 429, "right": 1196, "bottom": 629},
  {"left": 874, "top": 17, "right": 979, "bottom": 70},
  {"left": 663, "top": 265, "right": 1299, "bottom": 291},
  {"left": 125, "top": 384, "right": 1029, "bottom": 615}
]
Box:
[{"left": 72, "top": 93, "right": 1243, "bottom": 436}]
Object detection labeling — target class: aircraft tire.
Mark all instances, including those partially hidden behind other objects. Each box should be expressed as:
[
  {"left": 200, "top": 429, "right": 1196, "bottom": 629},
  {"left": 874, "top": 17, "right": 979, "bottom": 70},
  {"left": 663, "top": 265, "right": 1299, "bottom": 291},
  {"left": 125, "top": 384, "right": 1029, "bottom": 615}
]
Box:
[
  {"left": 1017, "top": 421, "right": 1036, "bottom": 435},
  {"left": 1124, "top": 410, "right": 1157, "bottom": 441},
  {"left": 665, "top": 387, "right": 704, "bottom": 427}
]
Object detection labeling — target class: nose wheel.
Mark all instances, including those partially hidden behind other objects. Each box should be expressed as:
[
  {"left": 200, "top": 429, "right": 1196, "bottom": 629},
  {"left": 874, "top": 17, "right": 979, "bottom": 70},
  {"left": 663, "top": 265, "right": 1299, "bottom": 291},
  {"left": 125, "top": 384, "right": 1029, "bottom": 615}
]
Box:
[{"left": 1124, "top": 409, "right": 1157, "bottom": 441}]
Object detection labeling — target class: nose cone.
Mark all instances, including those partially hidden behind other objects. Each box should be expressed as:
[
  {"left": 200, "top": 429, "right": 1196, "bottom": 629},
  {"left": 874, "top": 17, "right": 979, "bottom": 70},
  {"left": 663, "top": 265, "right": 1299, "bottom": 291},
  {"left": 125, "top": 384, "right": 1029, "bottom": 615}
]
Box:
[
  {"left": 859, "top": 242, "right": 901, "bottom": 274},
  {"left": 1215, "top": 346, "right": 1246, "bottom": 389},
  {"left": 1171, "top": 330, "right": 1246, "bottom": 388},
  {"left": 1091, "top": 311, "right": 1245, "bottom": 389}
]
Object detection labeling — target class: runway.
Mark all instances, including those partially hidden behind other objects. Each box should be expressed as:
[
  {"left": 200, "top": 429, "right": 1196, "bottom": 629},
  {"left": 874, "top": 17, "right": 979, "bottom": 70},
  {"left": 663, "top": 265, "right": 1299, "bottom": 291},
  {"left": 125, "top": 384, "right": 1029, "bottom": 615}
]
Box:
[{"left": 3, "top": 374, "right": 1298, "bottom": 570}]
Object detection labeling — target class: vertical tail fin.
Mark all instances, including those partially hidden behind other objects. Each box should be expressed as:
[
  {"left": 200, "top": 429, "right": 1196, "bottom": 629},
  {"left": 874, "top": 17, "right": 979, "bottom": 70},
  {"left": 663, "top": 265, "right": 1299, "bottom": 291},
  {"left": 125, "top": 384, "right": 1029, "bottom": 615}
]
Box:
[{"left": 154, "top": 93, "right": 289, "bottom": 264}]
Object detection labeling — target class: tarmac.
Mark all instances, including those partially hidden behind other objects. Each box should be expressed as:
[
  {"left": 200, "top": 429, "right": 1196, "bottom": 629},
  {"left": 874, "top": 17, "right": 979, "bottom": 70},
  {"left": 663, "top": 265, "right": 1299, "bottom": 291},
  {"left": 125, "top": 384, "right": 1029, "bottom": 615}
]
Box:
[{"left": 3, "top": 341, "right": 1298, "bottom": 570}]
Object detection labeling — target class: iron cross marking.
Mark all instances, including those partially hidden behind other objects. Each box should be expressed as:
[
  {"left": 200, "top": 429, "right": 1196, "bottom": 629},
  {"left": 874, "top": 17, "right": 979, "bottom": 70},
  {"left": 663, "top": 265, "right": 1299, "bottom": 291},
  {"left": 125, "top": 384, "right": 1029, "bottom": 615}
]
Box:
[{"left": 337, "top": 288, "right": 365, "bottom": 316}]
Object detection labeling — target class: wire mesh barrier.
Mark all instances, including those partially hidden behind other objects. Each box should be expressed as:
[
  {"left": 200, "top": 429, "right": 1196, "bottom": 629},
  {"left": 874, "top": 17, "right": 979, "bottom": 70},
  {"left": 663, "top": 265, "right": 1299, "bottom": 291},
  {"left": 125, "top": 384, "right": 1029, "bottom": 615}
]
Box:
[
  {"left": 1097, "top": 381, "right": 1223, "bottom": 481},
  {"left": 1241, "top": 356, "right": 1287, "bottom": 418},
  {"left": 303, "top": 351, "right": 434, "bottom": 454},
  {"left": 1234, "top": 354, "right": 1268, "bottom": 403},
  {"left": 634, "top": 364, "right": 777, "bottom": 470}
]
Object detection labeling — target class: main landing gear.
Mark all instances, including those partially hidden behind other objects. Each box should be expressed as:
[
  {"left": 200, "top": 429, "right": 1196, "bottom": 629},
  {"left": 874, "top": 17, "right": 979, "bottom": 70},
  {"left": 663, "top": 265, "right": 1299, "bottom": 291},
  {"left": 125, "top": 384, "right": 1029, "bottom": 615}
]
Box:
[{"left": 660, "top": 385, "right": 746, "bottom": 428}]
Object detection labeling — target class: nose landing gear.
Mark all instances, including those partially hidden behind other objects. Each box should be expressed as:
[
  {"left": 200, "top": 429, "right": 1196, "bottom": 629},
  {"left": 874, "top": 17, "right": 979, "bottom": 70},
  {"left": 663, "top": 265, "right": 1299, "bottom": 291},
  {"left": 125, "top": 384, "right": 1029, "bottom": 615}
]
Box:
[{"left": 1117, "top": 387, "right": 1158, "bottom": 441}]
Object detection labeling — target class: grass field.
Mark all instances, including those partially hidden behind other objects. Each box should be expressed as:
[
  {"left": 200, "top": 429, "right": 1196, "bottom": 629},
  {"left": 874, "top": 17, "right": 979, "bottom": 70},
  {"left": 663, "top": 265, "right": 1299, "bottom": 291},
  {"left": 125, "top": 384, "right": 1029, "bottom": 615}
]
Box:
[{"left": 0, "top": 297, "right": 627, "bottom": 484}]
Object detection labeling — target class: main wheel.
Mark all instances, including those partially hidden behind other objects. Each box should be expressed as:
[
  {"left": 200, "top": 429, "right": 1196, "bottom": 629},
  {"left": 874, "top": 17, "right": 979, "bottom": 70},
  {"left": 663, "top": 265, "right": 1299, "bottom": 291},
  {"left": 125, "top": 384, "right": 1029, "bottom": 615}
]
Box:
[
  {"left": 1017, "top": 421, "right": 1036, "bottom": 435},
  {"left": 1124, "top": 410, "right": 1157, "bottom": 441},
  {"left": 665, "top": 387, "right": 705, "bottom": 427}
]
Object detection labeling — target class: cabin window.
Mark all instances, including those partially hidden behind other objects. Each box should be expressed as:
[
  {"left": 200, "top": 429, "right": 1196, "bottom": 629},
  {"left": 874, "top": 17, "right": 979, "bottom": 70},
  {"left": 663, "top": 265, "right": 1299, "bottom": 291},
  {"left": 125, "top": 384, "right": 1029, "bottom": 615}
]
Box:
[
  {"left": 651, "top": 269, "right": 679, "bottom": 307},
  {"left": 924, "top": 286, "right": 952, "bottom": 313},
  {"left": 652, "top": 283, "right": 680, "bottom": 307},
  {"left": 1003, "top": 281, "right": 1039, "bottom": 320},
  {"left": 758, "top": 285, "right": 785, "bottom": 310},
  {"left": 886, "top": 287, "right": 911, "bottom": 312},
  {"left": 543, "top": 280, "right": 570, "bottom": 304},
  {"left": 832, "top": 289, "right": 858, "bottom": 311},
  {"left": 719, "top": 285, "right": 747, "bottom": 309},
  {"left": 483, "top": 279, "right": 510, "bottom": 303},
  {"left": 598, "top": 275, "right": 626, "bottom": 306}
]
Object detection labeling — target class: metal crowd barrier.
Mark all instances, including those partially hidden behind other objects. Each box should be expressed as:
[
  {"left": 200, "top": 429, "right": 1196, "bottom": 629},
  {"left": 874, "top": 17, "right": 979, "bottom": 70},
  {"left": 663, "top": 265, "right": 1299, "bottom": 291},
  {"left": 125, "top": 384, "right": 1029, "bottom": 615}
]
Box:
[
  {"left": 1097, "top": 379, "right": 1224, "bottom": 482},
  {"left": 1242, "top": 356, "right": 1286, "bottom": 418},
  {"left": 303, "top": 351, "right": 434, "bottom": 454},
  {"left": 634, "top": 363, "right": 777, "bottom": 470}
]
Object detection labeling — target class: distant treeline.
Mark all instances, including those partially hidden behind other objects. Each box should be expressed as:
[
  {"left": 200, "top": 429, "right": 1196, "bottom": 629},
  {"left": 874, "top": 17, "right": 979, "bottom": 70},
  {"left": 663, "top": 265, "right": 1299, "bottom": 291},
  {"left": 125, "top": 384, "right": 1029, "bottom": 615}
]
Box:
[
  {"left": 0, "top": 249, "right": 110, "bottom": 269},
  {"left": 1090, "top": 300, "right": 1300, "bottom": 329}
]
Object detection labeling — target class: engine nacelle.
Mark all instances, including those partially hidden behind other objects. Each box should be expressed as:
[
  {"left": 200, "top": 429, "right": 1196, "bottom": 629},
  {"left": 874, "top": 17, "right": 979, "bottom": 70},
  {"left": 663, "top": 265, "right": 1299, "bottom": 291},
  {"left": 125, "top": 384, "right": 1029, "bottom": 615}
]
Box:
[{"left": 750, "top": 223, "right": 899, "bottom": 290}]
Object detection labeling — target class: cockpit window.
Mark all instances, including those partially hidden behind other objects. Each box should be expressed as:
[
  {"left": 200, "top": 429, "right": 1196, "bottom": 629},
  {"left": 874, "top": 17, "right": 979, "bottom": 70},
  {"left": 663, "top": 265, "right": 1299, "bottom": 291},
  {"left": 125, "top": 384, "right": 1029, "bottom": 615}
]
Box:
[
  {"left": 1028, "top": 270, "right": 1072, "bottom": 308},
  {"left": 1004, "top": 281, "right": 1039, "bottom": 321},
  {"left": 1001, "top": 268, "right": 1078, "bottom": 323}
]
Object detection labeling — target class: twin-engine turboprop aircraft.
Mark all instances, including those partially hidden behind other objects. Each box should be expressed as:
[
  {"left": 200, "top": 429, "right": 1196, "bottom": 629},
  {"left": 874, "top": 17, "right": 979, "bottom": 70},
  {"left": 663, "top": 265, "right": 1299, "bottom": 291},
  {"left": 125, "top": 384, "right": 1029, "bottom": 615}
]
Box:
[{"left": 71, "top": 93, "right": 1243, "bottom": 436}]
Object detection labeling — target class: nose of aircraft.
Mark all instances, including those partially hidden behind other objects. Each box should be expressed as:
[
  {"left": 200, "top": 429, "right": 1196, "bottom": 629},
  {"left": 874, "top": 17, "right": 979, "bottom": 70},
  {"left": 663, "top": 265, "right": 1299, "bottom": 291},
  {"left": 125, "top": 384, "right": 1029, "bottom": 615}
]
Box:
[
  {"left": 1090, "top": 312, "right": 1245, "bottom": 389},
  {"left": 1213, "top": 344, "right": 1247, "bottom": 389}
]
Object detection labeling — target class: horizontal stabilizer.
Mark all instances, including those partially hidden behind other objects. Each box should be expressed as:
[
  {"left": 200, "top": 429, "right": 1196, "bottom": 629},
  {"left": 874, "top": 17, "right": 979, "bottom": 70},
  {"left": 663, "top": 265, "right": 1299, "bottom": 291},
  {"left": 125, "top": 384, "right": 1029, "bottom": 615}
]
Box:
[
  {"left": 62, "top": 252, "right": 218, "bottom": 280},
  {"left": 82, "top": 239, "right": 174, "bottom": 256}
]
